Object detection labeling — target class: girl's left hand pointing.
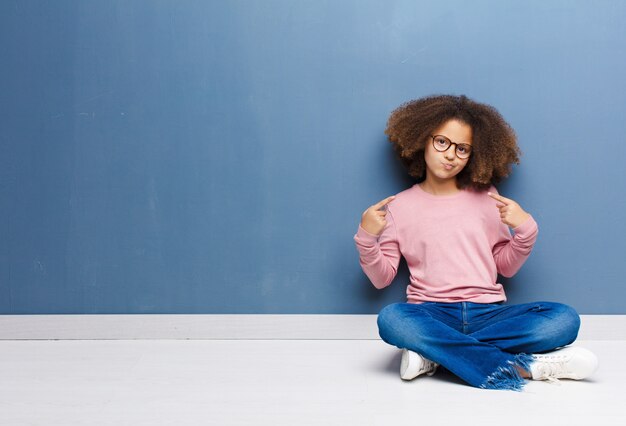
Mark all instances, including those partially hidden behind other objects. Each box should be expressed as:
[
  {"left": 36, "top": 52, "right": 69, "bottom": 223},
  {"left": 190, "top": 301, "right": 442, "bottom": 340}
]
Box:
[{"left": 488, "top": 192, "right": 530, "bottom": 229}]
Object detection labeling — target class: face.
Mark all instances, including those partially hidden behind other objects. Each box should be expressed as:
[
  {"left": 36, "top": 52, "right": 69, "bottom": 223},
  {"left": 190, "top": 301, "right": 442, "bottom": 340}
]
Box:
[{"left": 423, "top": 119, "right": 473, "bottom": 183}]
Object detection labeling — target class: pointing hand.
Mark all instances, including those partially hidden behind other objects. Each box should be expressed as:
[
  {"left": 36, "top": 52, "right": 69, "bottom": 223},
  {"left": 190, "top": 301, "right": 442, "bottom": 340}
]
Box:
[
  {"left": 360, "top": 195, "right": 396, "bottom": 236},
  {"left": 487, "top": 192, "right": 530, "bottom": 229}
]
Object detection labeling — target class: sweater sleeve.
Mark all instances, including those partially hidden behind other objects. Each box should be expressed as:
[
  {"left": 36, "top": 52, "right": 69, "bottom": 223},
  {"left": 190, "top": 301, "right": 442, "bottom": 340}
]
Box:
[
  {"left": 353, "top": 208, "right": 401, "bottom": 289},
  {"left": 492, "top": 214, "right": 539, "bottom": 278}
]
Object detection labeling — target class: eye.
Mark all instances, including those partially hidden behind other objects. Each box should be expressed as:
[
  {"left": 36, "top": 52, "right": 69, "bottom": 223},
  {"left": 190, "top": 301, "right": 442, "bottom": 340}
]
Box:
[
  {"left": 434, "top": 137, "right": 448, "bottom": 146},
  {"left": 458, "top": 146, "right": 468, "bottom": 153}
]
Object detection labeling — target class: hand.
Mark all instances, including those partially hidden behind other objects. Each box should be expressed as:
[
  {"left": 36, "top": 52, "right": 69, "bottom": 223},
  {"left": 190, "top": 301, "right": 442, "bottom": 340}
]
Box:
[
  {"left": 487, "top": 192, "right": 530, "bottom": 229},
  {"left": 360, "top": 195, "right": 396, "bottom": 236}
]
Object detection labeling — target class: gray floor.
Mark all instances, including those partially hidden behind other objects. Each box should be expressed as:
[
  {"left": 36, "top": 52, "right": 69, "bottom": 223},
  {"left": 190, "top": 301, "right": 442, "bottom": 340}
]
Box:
[{"left": 0, "top": 339, "right": 623, "bottom": 425}]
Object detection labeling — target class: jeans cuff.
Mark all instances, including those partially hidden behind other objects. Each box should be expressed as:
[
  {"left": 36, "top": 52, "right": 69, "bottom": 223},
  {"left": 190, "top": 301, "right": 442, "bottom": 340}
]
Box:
[{"left": 478, "top": 353, "right": 535, "bottom": 392}]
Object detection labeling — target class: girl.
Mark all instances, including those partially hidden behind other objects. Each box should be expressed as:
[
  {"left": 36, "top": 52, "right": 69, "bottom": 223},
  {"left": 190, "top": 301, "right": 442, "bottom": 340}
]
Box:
[{"left": 353, "top": 95, "right": 598, "bottom": 391}]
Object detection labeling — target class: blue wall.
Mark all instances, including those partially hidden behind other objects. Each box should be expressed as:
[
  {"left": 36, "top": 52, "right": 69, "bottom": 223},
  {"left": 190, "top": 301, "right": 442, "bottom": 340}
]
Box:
[{"left": 1, "top": 0, "right": 625, "bottom": 314}]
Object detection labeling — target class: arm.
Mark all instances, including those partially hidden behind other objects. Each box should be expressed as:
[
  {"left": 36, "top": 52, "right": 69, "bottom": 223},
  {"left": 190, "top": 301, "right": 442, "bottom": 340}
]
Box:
[
  {"left": 353, "top": 208, "right": 401, "bottom": 289},
  {"left": 492, "top": 215, "right": 539, "bottom": 277},
  {"left": 488, "top": 190, "right": 539, "bottom": 277}
]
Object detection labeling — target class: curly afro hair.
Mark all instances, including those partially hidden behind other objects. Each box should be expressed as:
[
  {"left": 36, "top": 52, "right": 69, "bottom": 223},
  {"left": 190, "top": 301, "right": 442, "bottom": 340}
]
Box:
[{"left": 384, "top": 94, "right": 521, "bottom": 191}]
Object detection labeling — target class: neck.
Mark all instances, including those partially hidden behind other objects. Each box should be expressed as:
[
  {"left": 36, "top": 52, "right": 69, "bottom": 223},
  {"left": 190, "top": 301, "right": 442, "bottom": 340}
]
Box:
[{"left": 420, "top": 174, "right": 460, "bottom": 196}]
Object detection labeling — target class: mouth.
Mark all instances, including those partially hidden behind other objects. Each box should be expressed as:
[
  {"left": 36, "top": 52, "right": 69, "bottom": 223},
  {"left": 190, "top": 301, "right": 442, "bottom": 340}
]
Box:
[{"left": 442, "top": 162, "right": 455, "bottom": 171}]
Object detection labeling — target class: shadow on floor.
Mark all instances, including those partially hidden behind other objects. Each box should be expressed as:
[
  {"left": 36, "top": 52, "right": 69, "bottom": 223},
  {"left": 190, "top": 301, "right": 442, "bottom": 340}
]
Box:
[{"left": 382, "top": 349, "right": 468, "bottom": 387}]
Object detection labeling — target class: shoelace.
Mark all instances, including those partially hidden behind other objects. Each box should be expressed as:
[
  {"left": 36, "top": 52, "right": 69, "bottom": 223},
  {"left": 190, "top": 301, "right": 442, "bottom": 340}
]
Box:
[
  {"left": 420, "top": 360, "right": 439, "bottom": 376},
  {"left": 533, "top": 355, "right": 568, "bottom": 385}
]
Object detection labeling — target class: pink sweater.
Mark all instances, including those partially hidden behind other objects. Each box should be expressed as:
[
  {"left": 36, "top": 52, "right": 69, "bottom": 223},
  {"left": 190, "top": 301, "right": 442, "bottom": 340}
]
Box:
[{"left": 353, "top": 184, "right": 539, "bottom": 304}]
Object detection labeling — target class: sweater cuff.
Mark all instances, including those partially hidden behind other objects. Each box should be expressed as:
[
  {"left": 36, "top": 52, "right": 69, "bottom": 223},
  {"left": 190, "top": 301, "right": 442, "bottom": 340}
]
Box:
[
  {"left": 513, "top": 214, "right": 538, "bottom": 236},
  {"left": 354, "top": 224, "right": 380, "bottom": 243}
]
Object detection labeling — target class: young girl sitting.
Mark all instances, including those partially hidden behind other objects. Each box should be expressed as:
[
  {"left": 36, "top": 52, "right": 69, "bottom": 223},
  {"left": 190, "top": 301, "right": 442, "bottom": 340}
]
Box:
[{"left": 353, "top": 94, "right": 598, "bottom": 391}]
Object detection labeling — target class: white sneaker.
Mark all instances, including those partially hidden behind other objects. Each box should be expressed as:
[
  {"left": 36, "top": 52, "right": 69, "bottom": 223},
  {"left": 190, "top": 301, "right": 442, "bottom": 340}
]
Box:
[
  {"left": 529, "top": 346, "right": 599, "bottom": 385},
  {"left": 400, "top": 349, "right": 439, "bottom": 381}
]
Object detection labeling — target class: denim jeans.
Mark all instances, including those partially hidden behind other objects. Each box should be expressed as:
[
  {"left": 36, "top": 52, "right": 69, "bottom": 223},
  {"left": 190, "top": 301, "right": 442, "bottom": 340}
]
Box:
[{"left": 377, "top": 301, "right": 581, "bottom": 391}]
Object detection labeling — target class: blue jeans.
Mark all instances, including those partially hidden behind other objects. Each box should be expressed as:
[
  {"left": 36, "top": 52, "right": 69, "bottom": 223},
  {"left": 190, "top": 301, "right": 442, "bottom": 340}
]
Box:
[{"left": 377, "top": 301, "right": 581, "bottom": 391}]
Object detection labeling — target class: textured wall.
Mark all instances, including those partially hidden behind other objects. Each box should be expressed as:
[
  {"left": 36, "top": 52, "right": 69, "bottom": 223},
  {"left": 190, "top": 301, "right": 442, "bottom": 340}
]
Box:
[{"left": 1, "top": 0, "right": 624, "bottom": 313}]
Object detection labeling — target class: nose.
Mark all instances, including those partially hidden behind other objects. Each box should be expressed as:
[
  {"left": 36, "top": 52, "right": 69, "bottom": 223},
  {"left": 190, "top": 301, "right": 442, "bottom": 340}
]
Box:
[{"left": 444, "top": 145, "right": 456, "bottom": 160}]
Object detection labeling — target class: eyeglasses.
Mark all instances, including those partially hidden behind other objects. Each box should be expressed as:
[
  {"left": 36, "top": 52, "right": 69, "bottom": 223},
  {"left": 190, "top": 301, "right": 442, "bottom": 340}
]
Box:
[{"left": 430, "top": 135, "right": 472, "bottom": 159}]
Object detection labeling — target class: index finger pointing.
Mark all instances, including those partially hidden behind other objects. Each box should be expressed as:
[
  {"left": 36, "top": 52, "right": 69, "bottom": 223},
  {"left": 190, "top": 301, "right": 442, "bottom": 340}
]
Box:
[
  {"left": 487, "top": 192, "right": 510, "bottom": 204},
  {"left": 374, "top": 195, "right": 396, "bottom": 209}
]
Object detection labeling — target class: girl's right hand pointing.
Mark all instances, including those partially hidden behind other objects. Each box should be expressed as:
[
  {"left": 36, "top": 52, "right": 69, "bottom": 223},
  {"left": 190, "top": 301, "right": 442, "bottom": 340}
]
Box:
[{"left": 360, "top": 195, "right": 396, "bottom": 236}]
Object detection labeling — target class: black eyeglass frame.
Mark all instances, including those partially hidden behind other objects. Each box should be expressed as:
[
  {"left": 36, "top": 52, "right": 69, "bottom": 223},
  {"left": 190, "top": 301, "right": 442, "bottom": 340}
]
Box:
[{"left": 429, "top": 134, "right": 473, "bottom": 159}]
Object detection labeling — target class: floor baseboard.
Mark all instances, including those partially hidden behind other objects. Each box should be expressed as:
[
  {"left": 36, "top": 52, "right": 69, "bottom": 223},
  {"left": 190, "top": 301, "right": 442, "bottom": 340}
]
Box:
[{"left": 1, "top": 314, "right": 624, "bottom": 340}]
